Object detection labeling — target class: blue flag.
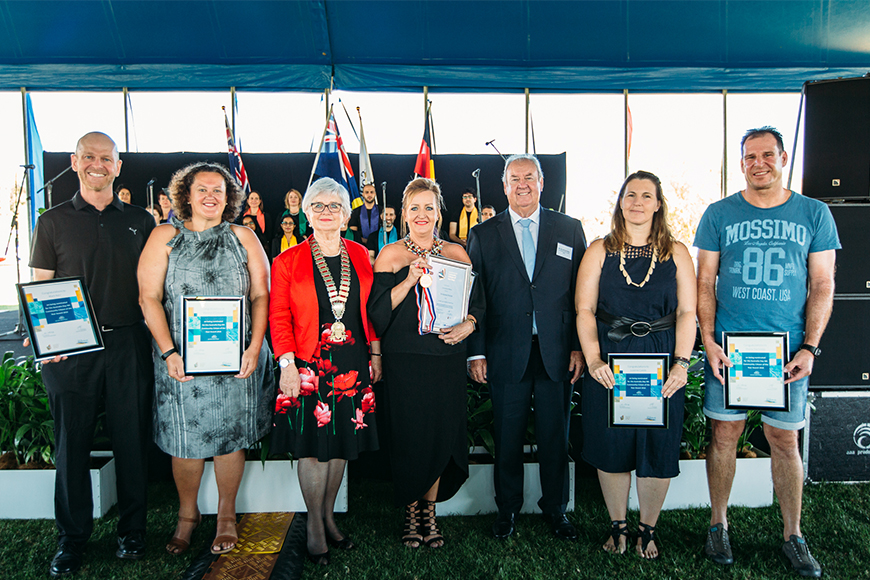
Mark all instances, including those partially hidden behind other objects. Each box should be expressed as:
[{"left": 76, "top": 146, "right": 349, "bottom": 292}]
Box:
[{"left": 25, "top": 94, "right": 45, "bottom": 230}]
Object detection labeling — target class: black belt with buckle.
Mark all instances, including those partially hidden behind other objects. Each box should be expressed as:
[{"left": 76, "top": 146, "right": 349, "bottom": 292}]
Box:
[{"left": 595, "top": 308, "right": 676, "bottom": 343}]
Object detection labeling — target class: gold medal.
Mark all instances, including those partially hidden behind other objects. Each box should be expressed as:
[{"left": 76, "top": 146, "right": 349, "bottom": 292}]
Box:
[
  {"left": 330, "top": 321, "right": 346, "bottom": 342},
  {"left": 419, "top": 273, "right": 433, "bottom": 288}
]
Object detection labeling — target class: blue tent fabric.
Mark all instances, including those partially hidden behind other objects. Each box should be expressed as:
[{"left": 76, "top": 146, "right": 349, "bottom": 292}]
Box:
[{"left": 1, "top": 1, "right": 868, "bottom": 92}]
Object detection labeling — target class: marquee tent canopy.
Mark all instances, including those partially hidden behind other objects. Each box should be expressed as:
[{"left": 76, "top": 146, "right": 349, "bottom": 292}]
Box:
[{"left": 1, "top": 0, "right": 869, "bottom": 92}]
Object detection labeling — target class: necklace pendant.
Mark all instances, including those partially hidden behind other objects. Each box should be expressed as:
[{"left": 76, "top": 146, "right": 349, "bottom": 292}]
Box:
[{"left": 330, "top": 321, "right": 347, "bottom": 342}]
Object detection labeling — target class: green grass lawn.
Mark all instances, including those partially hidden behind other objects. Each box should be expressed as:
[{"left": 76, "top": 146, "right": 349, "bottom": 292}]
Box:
[{"left": 1, "top": 475, "right": 868, "bottom": 580}]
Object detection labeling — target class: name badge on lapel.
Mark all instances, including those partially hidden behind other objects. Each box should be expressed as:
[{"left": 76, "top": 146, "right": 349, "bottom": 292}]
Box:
[{"left": 556, "top": 243, "right": 573, "bottom": 260}]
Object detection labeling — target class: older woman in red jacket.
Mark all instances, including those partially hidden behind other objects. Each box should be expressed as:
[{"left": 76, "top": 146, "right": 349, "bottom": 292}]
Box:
[{"left": 269, "top": 177, "right": 380, "bottom": 566}]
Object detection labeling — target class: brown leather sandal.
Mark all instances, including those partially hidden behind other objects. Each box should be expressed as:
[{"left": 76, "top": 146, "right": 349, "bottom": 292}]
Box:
[
  {"left": 166, "top": 512, "right": 201, "bottom": 555},
  {"left": 210, "top": 517, "right": 239, "bottom": 555}
]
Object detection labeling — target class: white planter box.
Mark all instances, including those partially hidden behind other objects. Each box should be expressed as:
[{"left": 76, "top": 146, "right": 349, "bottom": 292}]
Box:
[
  {"left": 0, "top": 451, "right": 117, "bottom": 520},
  {"left": 440, "top": 447, "right": 575, "bottom": 516},
  {"left": 629, "top": 457, "right": 773, "bottom": 511},
  {"left": 197, "top": 460, "right": 348, "bottom": 515}
]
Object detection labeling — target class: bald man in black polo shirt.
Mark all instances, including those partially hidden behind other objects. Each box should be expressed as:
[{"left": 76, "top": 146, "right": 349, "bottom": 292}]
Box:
[{"left": 29, "top": 132, "right": 156, "bottom": 577}]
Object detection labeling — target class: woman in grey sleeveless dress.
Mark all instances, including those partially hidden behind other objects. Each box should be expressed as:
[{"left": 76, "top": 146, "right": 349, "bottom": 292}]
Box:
[{"left": 139, "top": 162, "right": 274, "bottom": 556}]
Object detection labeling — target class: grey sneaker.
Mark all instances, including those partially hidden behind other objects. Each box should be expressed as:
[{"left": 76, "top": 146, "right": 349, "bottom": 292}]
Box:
[
  {"left": 704, "top": 523, "right": 734, "bottom": 565},
  {"left": 782, "top": 535, "right": 822, "bottom": 578}
]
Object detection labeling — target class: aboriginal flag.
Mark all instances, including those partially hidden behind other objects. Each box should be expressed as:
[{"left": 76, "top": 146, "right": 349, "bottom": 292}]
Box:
[{"left": 414, "top": 103, "right": 435, "bottom": 179}]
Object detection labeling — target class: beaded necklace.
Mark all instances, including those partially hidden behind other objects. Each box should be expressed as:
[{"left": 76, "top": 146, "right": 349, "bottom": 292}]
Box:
[
  {"left": 310, "top": 237, "right": 351, "bottom": 341},
  {"left": 403, "top": 234, "right": 443, "bottom": 258},
  {"left": 619, "top": 245, "right": 658, "bottom": 288}
]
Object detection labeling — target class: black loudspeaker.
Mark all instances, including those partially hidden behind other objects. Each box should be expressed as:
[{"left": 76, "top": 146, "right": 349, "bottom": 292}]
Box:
[
  {"left": 802, "top": 77, "right": 870, "bottom": 201},
  {"left": 827, "top": 204, "right": 870, "bottom": 295},
  {"left": 811, "top": 296, "right": 870, "bottom": 389},
  {"left": 804, "top": 391, "right": 870, "bottom": 483}
]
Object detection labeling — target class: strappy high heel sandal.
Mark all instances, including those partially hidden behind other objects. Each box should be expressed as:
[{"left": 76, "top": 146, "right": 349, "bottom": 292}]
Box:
[
  {"left": 420, "top": 500, "right": 444, "bottom": 548},
  {"left": 166, "top": 512, "right": 202, "bottom": 555},
  {"left": 637, "top": 522, "right": 660, "bottom": 560},
  {"left": 605, "top": 519, "right": 630, "bottom": 554},
  {"left": 401, "top": 501, "right": 423, "bottom": 548}
]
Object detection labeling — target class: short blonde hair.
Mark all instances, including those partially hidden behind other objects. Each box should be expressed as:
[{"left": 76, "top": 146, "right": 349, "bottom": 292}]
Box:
[{"left": 302, "top": 178, "right": 351, "bottom": 222}]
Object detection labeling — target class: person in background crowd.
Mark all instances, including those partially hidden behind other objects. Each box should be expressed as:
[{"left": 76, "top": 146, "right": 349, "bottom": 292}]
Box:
[
  {"left": 138, "top": 162, "right": 274, "bottom": 558},
  {"left": 366, "top": 205, "right": 398, "bottom": 262},
  {"left": 481, "top": 205, "right": 496, "bottom": 222},
  {"left": 467, "top": 154, "right": 587, "bottom": 542},
  {"left": 449, "top": 187, "right": 479, "bottom": 247},
  {"left": 29, "top": 132, "right": 156, "bottom": 577},
  {"left": 576, "top": 170, "right": 696, "bottom": 559},
  {"left": 369, "top": 178, "right": 478, "bottom": 549},
  {"left": 272, "top": 214, "right": 299, "bottom": 260},
  {"left": 147, "top": 205, "right": 162, "bottom": 225},
  {"left": 158, "top": 189, "right": 174, "bottom": 223},
  {"left": 695, "top": 126, "right": 839, "bottom": 578},
  {"left": 241, "top": 190, "right": 272, "bottom": 242},
  {"left": 269, "top": 177, "right": 380, "bottom": 566},
  {"left": 348, "top": 183, "right": 380, "bottom": 245},
  {"left": 277, "top": 188, "right": 308, "bottom": 239},
  {"left": 116, "top": 183, "right": 132, "bottom": 204}
]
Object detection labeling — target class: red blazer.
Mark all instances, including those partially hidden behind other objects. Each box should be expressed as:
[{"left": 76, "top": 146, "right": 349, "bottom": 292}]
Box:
[{"left": 270, "top": 237, "right": 377, "bottom": 362}]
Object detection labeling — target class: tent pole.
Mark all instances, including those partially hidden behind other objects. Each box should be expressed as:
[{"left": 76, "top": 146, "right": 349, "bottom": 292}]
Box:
[
  {"left": 123, "top": 87, "right": 129, "bottom": 152},
  {"left": 722, "top": 89, "right": 727, "bottom": 199},
  {"left": 624, "top": 89, "right": 629, "bottom": 177},
  {"left": 525, "top": 88, "right": 530, "bottom": 154},
  {"left": 423, "top": 86, "right": 428, "bottom": 126}
]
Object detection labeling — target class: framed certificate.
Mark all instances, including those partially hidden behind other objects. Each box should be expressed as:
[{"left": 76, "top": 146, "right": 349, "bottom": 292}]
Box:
[
  {"left": 181, "top": 296, "right": 245, "bottom": 375},
  {"left": 17, "top": 277, "right": 104, "bottom": 361},
  {"left": 423, "top": 255, "right": 474, "bottom": 331},
  {"left": 723, "top": 331, "right": 789, "bottom": 411},
  {"left": 608, "top": 354, "right": 670, "bottom": 429}
]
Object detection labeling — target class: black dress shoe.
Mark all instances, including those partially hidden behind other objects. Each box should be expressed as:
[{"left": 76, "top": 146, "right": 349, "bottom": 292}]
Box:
[
  {"left": 543, "top": 513, "right": 577, "bottom": 541},
  {"left": 492, "top": 512, "right": 516, "bottom": 539},
  {"left": 49, "top": 542, "right": 84, "bottom": 578},
  {"left": 327, "top": 534, "right": 355, "bottom": 550},
  {"left": 116, "top": 531, "right": 146, "bottom": 560}
]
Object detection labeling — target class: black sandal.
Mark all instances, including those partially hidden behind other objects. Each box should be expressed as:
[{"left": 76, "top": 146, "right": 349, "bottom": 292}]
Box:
[
  {"left": 637, "top": 522, "right": 660, "bottom": 560},
  {"left": 606, "top": 519, "right": 630, "bottom": 554},
  {"left": 420, "top": 500, "right": 444, "bottom": 548},
  {"left": 401, "top": 501, "right": 422, "bottom": 548}
]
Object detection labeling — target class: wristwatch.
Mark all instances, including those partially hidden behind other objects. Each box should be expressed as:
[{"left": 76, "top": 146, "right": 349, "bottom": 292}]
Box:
[
  {"left": 799, "top": 343, "right": 821, "bottom": 357},
  {"left": 278, "top": 358, "right": 293, "bottom": 369}
]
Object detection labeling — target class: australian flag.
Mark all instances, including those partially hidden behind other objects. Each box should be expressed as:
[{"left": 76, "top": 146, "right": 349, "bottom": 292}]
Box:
[
  {"left": 223, "top": 107, "right": 251, "bottom": 194},
  {"left": 313, "top": 112, "right": 361, "bottom": 208}
]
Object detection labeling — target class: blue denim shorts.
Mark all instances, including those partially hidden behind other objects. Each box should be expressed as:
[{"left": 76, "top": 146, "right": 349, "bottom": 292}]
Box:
[{"left": 702, "top": 357, "right": 808, "bottom": 430}]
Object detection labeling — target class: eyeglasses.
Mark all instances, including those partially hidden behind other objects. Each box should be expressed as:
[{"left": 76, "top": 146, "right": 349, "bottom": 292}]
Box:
[
  {"left": 281, "top": 221, "right": 294, "bottom": 227},
  {"left": 310, "top": 202, "right": 342, "bottom": 214}
]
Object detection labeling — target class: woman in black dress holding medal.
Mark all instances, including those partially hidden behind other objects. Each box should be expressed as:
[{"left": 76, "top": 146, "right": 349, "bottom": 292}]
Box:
[
  {"left": 575, "top": 171, "right": 697, "bottom": 559},
  {"left": 269, "top": 177, "right": 380, "bottom": 566},
  {"left": 369, "top": 178, "right": 481, "bottom": 549}
]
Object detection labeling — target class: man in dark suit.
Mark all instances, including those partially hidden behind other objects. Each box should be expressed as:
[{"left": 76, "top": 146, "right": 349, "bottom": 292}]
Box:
[{"left": 467, "top": 153, "right": 586, "bottom": 540}]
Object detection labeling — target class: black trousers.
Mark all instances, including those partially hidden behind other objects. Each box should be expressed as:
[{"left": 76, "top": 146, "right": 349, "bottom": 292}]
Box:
[
  {"left": 489, "top": 337, "right": 573, "bottom": 515},
  {"left": 41, "top": 321, "right": 153, "bottom": 544}
]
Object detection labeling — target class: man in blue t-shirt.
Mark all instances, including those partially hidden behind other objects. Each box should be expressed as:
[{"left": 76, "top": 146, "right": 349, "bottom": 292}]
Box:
[{"left": 694, "top": 126, "right": 839, "bottom": 578}]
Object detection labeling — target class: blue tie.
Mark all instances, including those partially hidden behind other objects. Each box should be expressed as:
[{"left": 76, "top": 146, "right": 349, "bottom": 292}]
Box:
[
  {"left": 519, "top": 218, "right": 535, "bottom": 280},
  {"left": 519, "top": 218, "right": 537, "bottom": 334}
]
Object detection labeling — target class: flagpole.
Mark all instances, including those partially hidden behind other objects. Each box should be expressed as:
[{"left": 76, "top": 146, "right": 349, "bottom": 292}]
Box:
[
  {"left": 307, "top": 105, "right": 333, "bottom": 194},
  {"left": 123, "top": 87, "right": 129, "bottom": 152}
]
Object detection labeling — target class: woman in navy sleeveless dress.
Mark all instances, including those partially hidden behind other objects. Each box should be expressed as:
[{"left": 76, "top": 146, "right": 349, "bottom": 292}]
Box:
[{"left": 575, "top": 171, "right": 697, "bottom": 559}]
